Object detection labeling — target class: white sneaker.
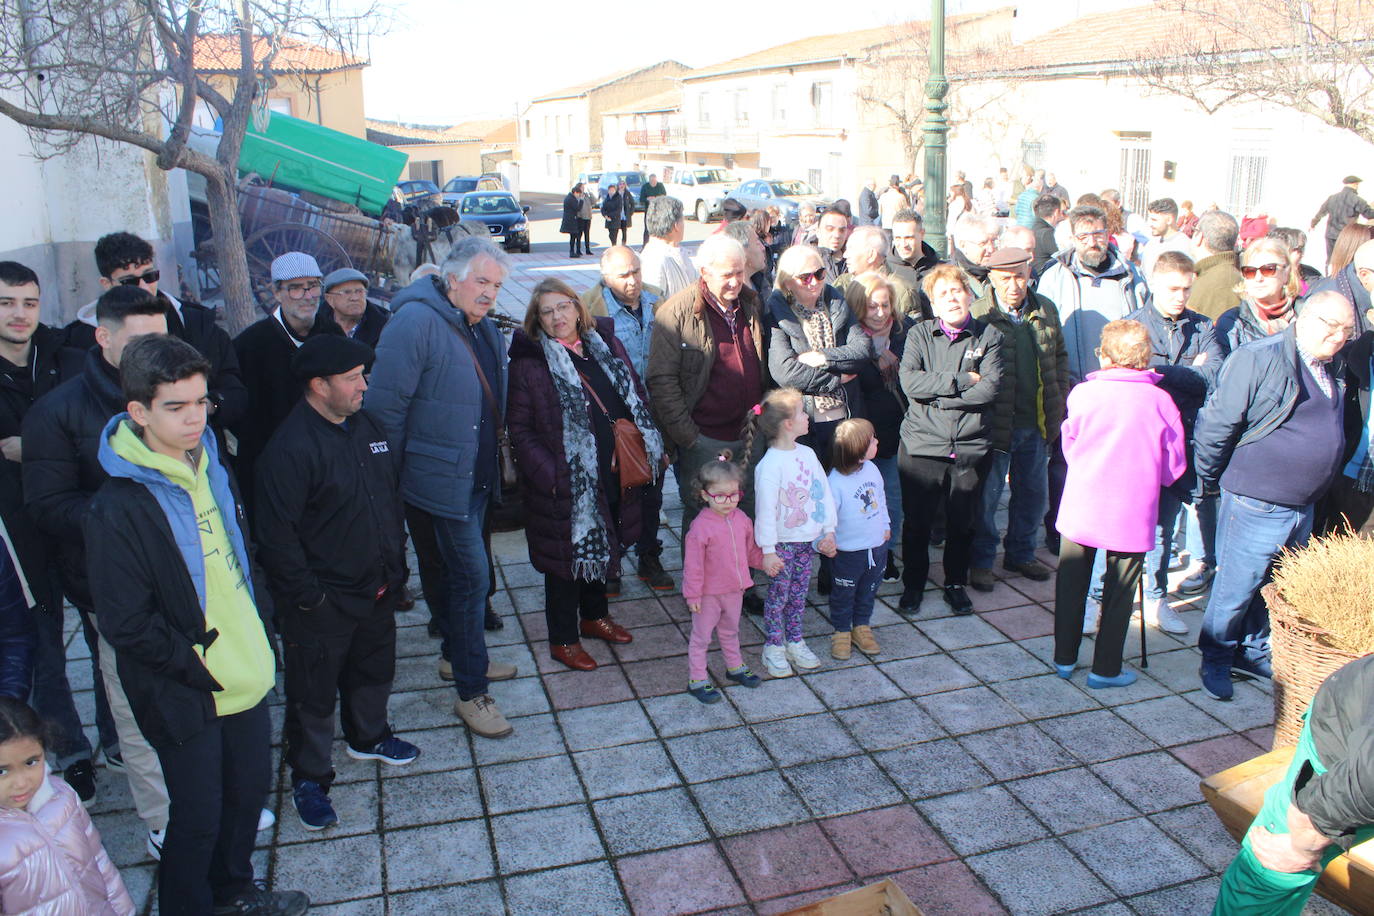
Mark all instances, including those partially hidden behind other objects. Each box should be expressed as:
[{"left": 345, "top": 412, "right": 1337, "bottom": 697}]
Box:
[
  {"left": 147, "top": 829, "right": 165, "bottom": 861},
  {"left": 257, "top": 807, "right": 276, "bottom": 832},
  {"left": 1148, "top": 597, "right": 1190, "bottom": 634},
  {"left": 761, "top": 644, "right": 793, "bottom": 678},
  {"left": 1178, "top": 563, "right": 1216, "bottom": 595},
  {"left": 785, "top": 639, "right": 821, "bottom": 670},
  {"left": 1082, "top": 602, "right": 1101, "bottom": 635}
]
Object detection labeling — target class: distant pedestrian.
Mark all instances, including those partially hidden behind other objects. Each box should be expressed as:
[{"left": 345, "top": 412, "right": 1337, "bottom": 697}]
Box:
[
  {"left": 1311, "top": 175, "right": 1374, "bottom": 265},
  {"left": 561, "top": 184, "right": 584, "bottom": 258}
]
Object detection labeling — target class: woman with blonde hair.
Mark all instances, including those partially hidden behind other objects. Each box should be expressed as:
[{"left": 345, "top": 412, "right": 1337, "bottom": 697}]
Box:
[{"left": 1215, "top": 236, "right": 1298, "bottom": 355}]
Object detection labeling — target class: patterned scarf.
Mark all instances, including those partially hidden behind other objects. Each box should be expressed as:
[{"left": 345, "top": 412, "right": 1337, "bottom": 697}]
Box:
[
  {"left": 792, "top": 298, "right": 846, "bottom": 414},
  {"left": 540, "top": 331, "right": 665, "bottom": 582}
]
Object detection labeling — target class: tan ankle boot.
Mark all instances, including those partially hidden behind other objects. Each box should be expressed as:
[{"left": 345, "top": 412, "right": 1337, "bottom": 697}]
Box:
[
  {"left": 831, "top": 631, "right": 852, "bottom": 660},
  {"left": 852, "top": 625, "right": 880, "bottom": 655}
]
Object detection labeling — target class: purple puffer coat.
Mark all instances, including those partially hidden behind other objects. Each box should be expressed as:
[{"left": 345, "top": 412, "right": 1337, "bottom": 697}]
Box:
[{"left": 507, "top": 317, "right": 646, "bottom": 580}]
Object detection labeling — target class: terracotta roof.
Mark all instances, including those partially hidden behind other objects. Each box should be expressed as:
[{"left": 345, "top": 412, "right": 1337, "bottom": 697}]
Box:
[
  {"left": 364, "top": 119, "right": 480, "bottom": 147},
  {"left": 193, "top": 35, "right": 366, "bottom": 74},
  {"left": 531, "top": 61, "right": 690, "bottom": 103},
  {"left": 603, "top": 88, "right": 681, "bottom": 116},
  {"left": 684, "top": 9, "right": 1015, "bottom": 81},
  {"left": 447, "top": 119, "right": 517, "bottom": 143}
]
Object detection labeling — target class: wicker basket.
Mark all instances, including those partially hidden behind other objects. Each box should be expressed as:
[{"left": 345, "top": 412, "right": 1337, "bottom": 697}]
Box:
[{"left": 1264, "top": 582, "right": 1368, "bottom": 749}]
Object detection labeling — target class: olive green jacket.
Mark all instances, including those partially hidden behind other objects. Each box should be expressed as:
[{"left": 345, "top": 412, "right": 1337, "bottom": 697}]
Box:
[{"left": 970, "top": 289, "right": 1069, "bottom": 449}]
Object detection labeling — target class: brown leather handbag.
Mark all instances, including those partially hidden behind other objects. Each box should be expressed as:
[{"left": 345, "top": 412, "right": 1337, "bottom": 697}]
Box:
[{"left": 578, "top": 375, "right": 652, "bottom": 490}]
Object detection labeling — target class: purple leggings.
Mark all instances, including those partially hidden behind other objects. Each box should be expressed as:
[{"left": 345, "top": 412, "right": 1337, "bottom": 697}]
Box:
[{"left": 764, "top": 541, "right": 813, "bottom": 646}]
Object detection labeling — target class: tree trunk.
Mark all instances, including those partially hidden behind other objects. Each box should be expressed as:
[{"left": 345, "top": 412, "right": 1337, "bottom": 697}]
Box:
[{"left": 204, "top": 169, "right": 257, "bottom": 335}]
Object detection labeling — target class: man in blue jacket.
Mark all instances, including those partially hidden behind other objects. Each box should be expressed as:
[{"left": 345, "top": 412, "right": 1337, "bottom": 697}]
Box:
[
  {"left": 365, "top": 236, "right": 518, "bottom": 739},
  {"left": 1193, "top": 290, "right": 1356, "bottom": 700}
]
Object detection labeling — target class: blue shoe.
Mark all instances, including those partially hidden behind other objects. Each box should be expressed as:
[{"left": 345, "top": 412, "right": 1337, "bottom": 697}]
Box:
[
  {"left": 1199, "top": 664, "right": 1234, "bottom": 701},
  {"left": 1086, "top": 670, "right": 1138, "bottom": 689},
  {"left": 1055, "top": 663, "right": 1076, "bottom": 680},
  {"left": 346, "top": 735, "right": 420, "bottom": 767},
  {"left": 291, "top": 780, "right": 337, "bottom": 831},
  {"left": 726, "top": 666, "right": 762, "bottom": 688},
  {"left": 1230, "top": 656, "right": 1272, "bottom": 681},
  {"left": 687, "top": 681, "right": 722, "bottom": 704}
]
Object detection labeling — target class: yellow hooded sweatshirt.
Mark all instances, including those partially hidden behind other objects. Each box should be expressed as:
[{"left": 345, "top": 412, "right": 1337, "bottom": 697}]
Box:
[{"left": 111, "top": 422, "right": 274, "bottom": 716}]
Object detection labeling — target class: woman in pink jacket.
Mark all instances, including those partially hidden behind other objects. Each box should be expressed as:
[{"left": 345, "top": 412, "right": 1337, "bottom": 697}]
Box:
[
  {"left": 1054, "top": 320, "right": 1187, "bottom": 689},
  {"left": 682, "top": 454, "right": 767, "bottom": 704},
  {"left": 0, "top": 698, "right": 133, "bottom": 914}
]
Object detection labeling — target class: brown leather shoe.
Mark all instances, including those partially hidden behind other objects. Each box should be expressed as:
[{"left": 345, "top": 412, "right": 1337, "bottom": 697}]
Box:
[
  {"left": 579, "top": 617, "right": 633, "bottom": 645},
  {"left": 551, "top": 642, "right": 597, "bottom": 671}
]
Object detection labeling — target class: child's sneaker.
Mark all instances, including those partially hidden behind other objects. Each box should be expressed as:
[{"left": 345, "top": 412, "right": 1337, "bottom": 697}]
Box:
[
  {"left": 687, "top": 680, "right": 722, "bottom": 704},
  {"left": 852, "top": 625, "right": 880, "bottom": 655},
  {"left": 761, "top": 644, "right": 793, "bottom": 678},
  {"left": 785, "top": 639, "right": 821, "bottom": 670},
  {"left": 726, "top": 666, "right": 762, "bottom": 688},
  {"left": 831, "top": 631, "right": 852, "bottom": 660}
]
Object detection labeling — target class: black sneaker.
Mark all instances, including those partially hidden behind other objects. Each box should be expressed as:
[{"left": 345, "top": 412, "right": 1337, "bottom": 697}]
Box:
[
  {"left": 213, "top": 883, "right": 310, "bottom": 916},
  {"left": 897, "top": 589, "right": 923, "bottom": 615},
  {"left": 943, "top": 585, "right": 974, "bottom": 615},
  {"left": 63, "top": 760, "right": 96, "bottom": 808},
  {"left": 636, "top": 555, "right": 675, "bottom": 590},
  {"left": 484, "top": 603, "right": 504, "bottom": 631},
  {"left": 291, "top": 779, "right": 338, "bottom": 831},
  {"left": 883, "top": 552, "right": 901, "bottom": 582}
]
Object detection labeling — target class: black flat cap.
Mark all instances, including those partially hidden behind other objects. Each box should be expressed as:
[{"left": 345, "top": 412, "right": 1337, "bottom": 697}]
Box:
[{"left": 291, "top": 335, "right": 375, "bottom": 381}]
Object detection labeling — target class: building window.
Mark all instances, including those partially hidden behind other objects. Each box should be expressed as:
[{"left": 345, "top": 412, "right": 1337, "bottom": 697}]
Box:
[
  {"left": 808, "top": 168, "right": 824, "bottom": 190},
  {"left": 810, "top": 81, "right": 833, "bottom": 126},
  {"left": 1020, "top": 140, "right": 1046, "bottom": 170},
  {"left": 697, "top": 92, "right": 711, "bottom": 127},
  {"left": 524, "top": 120, "right": 531, "bottom": 138},
  {"left": 732, "top": 89, "right": 749, "bottom": 127},
  {"left": 772, "top": 85, "right": 786, "bottom": 123},
  {"left": 1117, "top": 132, "right": 1152, "bottom": 215},
  {"left": 1227, "top": 128, "right": 1271, "bottom": 216}
]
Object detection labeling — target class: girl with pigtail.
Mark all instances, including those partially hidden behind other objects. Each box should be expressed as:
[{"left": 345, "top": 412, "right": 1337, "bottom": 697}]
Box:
[
  {"left": 680, "top": 452, "right": 766, "bottom": 704},
  {"left": 743, "top": 388, "right": 837, "bottom": 679}
]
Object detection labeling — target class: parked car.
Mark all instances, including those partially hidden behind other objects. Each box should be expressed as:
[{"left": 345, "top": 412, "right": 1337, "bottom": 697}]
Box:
[
  {"left": 731, "top": 178, "right": 832, "bottom": 223},
  {"left": 453, "top": 191, "right": 530, "bottom": 252},
  {"left": 396, "top": 179, "right": 441, "bottom": 208},
  {"left": 597, "top": 170, "right": 648, "bottom": 210},
  {"left": 660, "top": 168, "right": 736, "bottom": 223},
  {"left": 441, "top": 175, "right": 504, "bottom": 207},
  {"left": 576, "top": 171, "right": 605, "bottom": 198}
]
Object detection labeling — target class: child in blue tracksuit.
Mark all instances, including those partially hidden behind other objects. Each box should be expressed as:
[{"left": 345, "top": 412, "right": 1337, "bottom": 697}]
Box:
[{"left": 826, "top": 418, "right": 889, "bottom": 660}]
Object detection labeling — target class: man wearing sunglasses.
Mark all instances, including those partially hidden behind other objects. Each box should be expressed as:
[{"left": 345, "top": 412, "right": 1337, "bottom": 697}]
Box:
[
  {"left": 65, "top": 233, "right": 247, "bottom": 433},
  {"left": 1194, "top": 290, "right": 1356, "bottom": 701}
]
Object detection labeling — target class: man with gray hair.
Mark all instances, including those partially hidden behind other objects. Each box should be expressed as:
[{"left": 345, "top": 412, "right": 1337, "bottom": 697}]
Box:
[
  {"left": 998, "top": 225, "right": 1036, "bottom": 253},
  {"left": 951, "top": 215, "right": 999, "bottom": 300},
  {"left": 640, "top": 196, "right": 697, "bottom": 299},
  {"left": 366, "top": 236, "right": 519, "bottom": 739},
  {"left": 839, "top": 225, "right": 918, "bottom": 317},
  {"left": 1188, "top": 210, "right": 1243, "bottom": 321}
]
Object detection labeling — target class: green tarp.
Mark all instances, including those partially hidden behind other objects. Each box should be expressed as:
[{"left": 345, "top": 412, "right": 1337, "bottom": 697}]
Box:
[{"left": 239, "top": 112, "right": 406, "bottom": 216}]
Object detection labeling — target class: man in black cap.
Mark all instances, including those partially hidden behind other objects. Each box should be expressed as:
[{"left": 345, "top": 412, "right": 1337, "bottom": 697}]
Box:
[
  {"left": 1312, "top": 176, "right": 1374, "bottom": 265},
  {"left": 253, "top": 335, "right": 417, "bottom": 831},
  {"left": 319, "top": 268, "right": 390, "bottom": 346}
]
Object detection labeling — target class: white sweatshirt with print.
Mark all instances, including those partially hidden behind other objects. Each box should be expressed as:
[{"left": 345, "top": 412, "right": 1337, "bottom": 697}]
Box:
[{"left": 752, "top": 444, "right": 836, "bottom": 553}]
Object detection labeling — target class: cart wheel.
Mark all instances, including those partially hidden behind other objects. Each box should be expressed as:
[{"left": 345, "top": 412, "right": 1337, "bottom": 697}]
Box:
[{"left": 244, "top": 223, "right": 352, "bottom": 310}]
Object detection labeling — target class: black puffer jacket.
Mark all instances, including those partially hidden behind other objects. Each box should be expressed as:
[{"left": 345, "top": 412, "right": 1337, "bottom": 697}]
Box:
[
  {"left": 20, "top": 349, "right": 125, "bottom": 609},
  {"left": 898, "top": 316, "right": 1004, "bottom": 463}
]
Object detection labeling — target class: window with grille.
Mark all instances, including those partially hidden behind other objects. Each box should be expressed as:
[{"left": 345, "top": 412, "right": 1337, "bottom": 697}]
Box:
[
  {"left": 1020, "top": 140, "right": 1046, "bottom": 169},
  {"left": 1117, "top": 133, "right": 1152, "bottom": 215}
]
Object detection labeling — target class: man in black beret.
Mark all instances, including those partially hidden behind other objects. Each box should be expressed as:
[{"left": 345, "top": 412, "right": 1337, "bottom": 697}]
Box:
[{"left": 253, "top": 335, "right": 417, "bottom": 830}]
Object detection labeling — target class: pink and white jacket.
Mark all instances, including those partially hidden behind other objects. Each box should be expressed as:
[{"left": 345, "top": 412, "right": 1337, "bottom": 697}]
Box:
[
  {"left": 682, "top": 507, "right": 766, "bottom": 602},
  {"left": 0, "top": 773, "right": 134, "bottom": 915}
]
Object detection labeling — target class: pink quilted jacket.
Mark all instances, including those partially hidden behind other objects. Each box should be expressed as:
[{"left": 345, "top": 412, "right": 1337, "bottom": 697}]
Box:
[{"left": 0, "top": 774, "right": 133, "bottom": 915}]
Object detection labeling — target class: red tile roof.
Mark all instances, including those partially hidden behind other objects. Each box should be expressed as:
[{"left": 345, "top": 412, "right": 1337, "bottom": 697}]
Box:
[
  {"left": 193, "top": 35, "right": 366, "bottom": 75},
  {"left": 531, "top": 61, "right": 690, "bottom": 103}
]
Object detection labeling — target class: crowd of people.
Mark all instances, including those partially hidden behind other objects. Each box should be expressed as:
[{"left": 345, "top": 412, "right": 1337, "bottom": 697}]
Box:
[{"left": 0, "top": 163, "right": 1371, "bottom": 912}]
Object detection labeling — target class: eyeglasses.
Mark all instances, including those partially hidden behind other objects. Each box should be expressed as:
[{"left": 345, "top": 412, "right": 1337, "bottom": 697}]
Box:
[
  {"left": 283, "top": 281, "right": 321, "bottom": 298},
  {"left": 538, "top": 300, "right": 578, "bottom": 319},
  {"left": 328, "top": 286, "right": 368, "bottom": 298},
  {"left": 1240, "top": 263, "right": 1283, "bottom": 280},
  {"left": 703, "top": 490, "right": 742, "bottom": 504},
  {"left": 1314, "top": 314, "right": 1356, "bottom": 342},
  {"left": 1074, "top": 231, "right": 1108, "bottom": 242},
  {"left": 797, "top": 268, "right": 827, "bottom": 284},
  {"left": 117, "top": 270, "right": 160, "bottom": 287}
]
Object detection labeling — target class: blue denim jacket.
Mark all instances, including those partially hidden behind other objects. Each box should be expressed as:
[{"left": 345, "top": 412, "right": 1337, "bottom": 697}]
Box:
[{"left": 601, "top": 285, "right": 658, "bottom": 380}]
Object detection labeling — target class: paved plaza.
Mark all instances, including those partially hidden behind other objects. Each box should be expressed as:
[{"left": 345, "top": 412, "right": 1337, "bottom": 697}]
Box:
[{"left": 77, "top": 248, "right": 1349, "bottom": 915}]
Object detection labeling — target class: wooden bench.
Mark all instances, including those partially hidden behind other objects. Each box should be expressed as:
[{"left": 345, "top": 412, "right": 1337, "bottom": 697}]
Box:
[{"left": 1201, "top": 746, "right": 1374, "bottom": 914}]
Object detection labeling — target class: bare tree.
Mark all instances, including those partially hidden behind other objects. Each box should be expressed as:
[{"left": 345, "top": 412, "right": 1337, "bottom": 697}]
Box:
[
  {"left": 1130, "top": 0, "right": 1374, "bottom": 147},
  {"left": 0, "top": 0, "right": 379, "bottom": 332}
]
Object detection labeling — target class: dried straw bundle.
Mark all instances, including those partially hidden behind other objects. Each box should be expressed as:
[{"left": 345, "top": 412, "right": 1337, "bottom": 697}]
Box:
[{"left": 1272, "top": 533, "right": 1374, "bottom": 655}]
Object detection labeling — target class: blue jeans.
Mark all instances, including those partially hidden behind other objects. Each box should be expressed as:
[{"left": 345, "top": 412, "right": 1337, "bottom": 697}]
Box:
[
  {"left": 1183, "top": 492, "right": 1219, "bottom": 568},
  {"left": 432, "top": 490, "right": 492, "bottom": 702},
  {"left": 829, "top": 545, "right": 887, "bottom": 631},
  {"left": 1143, "top": 490, "right": 1185, "bottom": 600},
  {"left": 872, "top": 455, "right": 902, "bottom": 548},
  {"left": 972, "top": 429, "right": 1048, "bottom": 569},
  {"left": 1198, "top": 490, "right": 1312, "bottom": 670}
]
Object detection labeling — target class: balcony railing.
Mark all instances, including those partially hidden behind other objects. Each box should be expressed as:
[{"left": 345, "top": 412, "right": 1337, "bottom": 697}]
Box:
[{"left": 625, "top": 127, "right": 687, "bottom": 148}]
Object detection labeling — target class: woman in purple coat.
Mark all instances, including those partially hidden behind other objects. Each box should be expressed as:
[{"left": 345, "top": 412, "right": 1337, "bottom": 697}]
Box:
[
  {"left": 507, "top": 278, "right": 665, "bottom": 671},
  {"left": 1053, "top": 319, "right": 1187, "bottom": 689}
]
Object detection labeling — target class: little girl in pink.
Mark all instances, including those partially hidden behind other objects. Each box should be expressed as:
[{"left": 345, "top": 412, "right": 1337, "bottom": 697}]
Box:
[{"left": 682, "top": 453, "right": 766, "bottom": 704}]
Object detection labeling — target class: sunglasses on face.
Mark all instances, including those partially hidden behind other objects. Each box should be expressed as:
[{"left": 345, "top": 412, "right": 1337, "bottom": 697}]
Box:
[
  {"left": 797, "top": 268, "right": 827, "bottom": 284},
  {"left": 1240, "top": 263, "right": 1283, "bottom": 280},
  {"left": 117, "top": 270, "right": 160, "bottom": 286}
]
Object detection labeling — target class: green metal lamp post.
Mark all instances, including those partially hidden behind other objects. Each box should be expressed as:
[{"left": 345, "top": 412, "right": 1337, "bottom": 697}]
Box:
[{"left": 922, "top": 0, "right": 949, "bottom": 257}]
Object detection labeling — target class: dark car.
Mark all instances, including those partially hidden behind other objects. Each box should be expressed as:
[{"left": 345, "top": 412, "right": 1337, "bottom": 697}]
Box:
[
  {"left": 731, "top": 178, "right": 831, "bottom": 223},
  {"left": 455, "top": 191, "right": 530, "bottom": 252},
  {"left": 598, "top": 170, "right": 648, "bottom": 210},
  {"left": 397, "top": 179, "right": 441, "bottom": 208}
]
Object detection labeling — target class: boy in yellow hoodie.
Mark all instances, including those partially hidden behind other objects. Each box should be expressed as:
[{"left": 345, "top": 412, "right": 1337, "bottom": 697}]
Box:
[{"left": 84, "top": 334, "right": 307, "bottom": 916}]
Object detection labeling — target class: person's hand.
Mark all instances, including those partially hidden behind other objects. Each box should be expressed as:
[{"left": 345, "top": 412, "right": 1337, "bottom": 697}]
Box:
[
  {"left": 877, "top": 350, "right": 899, "bottom": 372},
  {"left": 1193, "top": 351, "right": 1209, "bottom": 366},
  {"left": 817, "top": 534, "right": 837, "bottom": 557},
  {"left": 763, "top": 553, "right": 784, "bottom": 577},
  {"left": 966, "top": 371, "right": 981, "bottom": 384},
  {"left": 0, "top": 437, "right": 19, "bottom": 463},
  {"left": 798, "top": 350, "right": 827, "bottom": 368},
  {"left": 883, "top": 529, "right": 890, "bottom": 542},
  {"left": 688, "top": 602, "right": 701, "bottom": 615},
  {"left": 1247, "top": 825, "right": 1325, "bottom": 874}
]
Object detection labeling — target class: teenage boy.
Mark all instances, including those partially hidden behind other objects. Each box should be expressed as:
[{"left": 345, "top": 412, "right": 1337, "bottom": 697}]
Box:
[
  {"left": 255, "top": 335, "right": 417, "bottom": 830},
  {"left": 85, "top": 333, "right": 308, "bottom": 916}
]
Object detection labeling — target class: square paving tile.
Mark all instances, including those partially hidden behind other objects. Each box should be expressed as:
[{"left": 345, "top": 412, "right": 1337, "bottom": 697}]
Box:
[
  {"left": 1006, "top": 767, "right": 1137, "bottom": 834},
  {"left": 383, "top": 725, "right": 474, "bottom": 777},
  {"left": 753, "top": 713, "right": 862, "bottom": 766},
  {"left": 1091, "top": 751, "right": 1209, "bottom": 814},
  {"left": 785, "top": 754, "right": 904, "bottom": 817},
  {"left": 990, "top": 673, "right": 1100, "bottom": 720},
  {"left": 878, "top": 655, "right": 979, "bottom": 696},
  {"left": 490, "top": 803, "right": 604, "bottom": 873},
  {"left": 479, "top": 754, "right": 584, "bottom": 814},
  {"left": 593, "top": 787, "right": 712, "bottom": 855},
  {"left": 1183, "top": 681, "right": 1278, "bottom": 732},
  {"left": 665, "top": 726, "right": 773, "bottom": 782},
  {"left": 966, "top": 838, "right": 1115, "bottom": 916},
  {"left": 381, "top": 770, "right": 485, "bottom": 829},
  {"left": 820, "top": 805, "right": 956, "bottom": 876},
  {"left": 959, "top": 723, "right": 1078, "bottom": 780},
  {"left": 1063, "top": 818, "right": 1208, "bottom": 896},
  {"left": 504, "top": 862, "right": 630, "bottom": 916},
  {"left": 617, "top": 843, "right": 746, "bottom": 916},
  {"left": 1127, "top": 877, "right": 1226, "bottom": 916},
  {"left": 726, "top": 677, "right": 825, "bottom": 722},
  {"left": 543, "top": 667, "right": 636, "bottom": 709},
  {"left": 622, "top": 654, "right": 703, "bottom": 698},
  {"left": 1037, "top": 709, "right": 1158, "bottom": 763},
  {"left": 890, "top": 860, "right": 1010, "bottom": 916},
  {"left": 835, "top": 699, "right": 946, "bottom": 751},
  {"left": 612, "top": 623, "right": 690, "bottom": 663},
  {"left": 611, "top": 598, "right": 674, "bottom": 628},
  {"left": 273, "top": 834, "right": 382, "bottom": 903},
  {"left": 690, "top": 771, "right": 809, "bottom": 835},
  {"left": 981, "top": 604, "right": 1057, "bottom": 641},
  {"left": 386, "top": 881, "right": 504, "bottom": 916},
  {"left": 951, "top": 642, "right": 1051, "bottom": 682},
  {"left": 918, "top": 686, "right": 1027, "bottom": 735},
  {"left": 720, "top": 822, "right": 852, "bottom": 900},
  {"left": 383, "top": 820, "right": 494, "bottom": 891},
  {"left": 573, "top": 740, "right": 681, "bottom": 798},
  {"left": 1171, "top": 733, "right": 1271, "bottom": 777},
  {"left": 917, "top": 784, "right": 1048, "bottom": 855},
  {"left": 1113, "top": 694, "right": 1232, "bottom": 746},
  {"left": 1151, "top": 803, "right": 1242, "bottom": 871},
  {"left": 471, "top": 712, "right": 565, "bottom": 765},
  {"left": 865, "top": 624, "right": 939, "bottom": 659},
  {"left": 804, "top": 665, "right": 906, "bottom": 708},
  {"left": 917, "top": 614, "right": 1008, "bottom": 650},
  {"left": 876, "top": 738, "right": 995, "bottom": 799},
  {"left": 641, "top": 692, "right": 744, "bottom": 737},
  {"left": 557, "top": 700, "right": 657, "bottom": 752}
]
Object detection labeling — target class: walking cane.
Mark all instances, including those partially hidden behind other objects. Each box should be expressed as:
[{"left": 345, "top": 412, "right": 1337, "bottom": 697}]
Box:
[{"left": 1138, "top": 571, "right": 1149, "bottom": 669}]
